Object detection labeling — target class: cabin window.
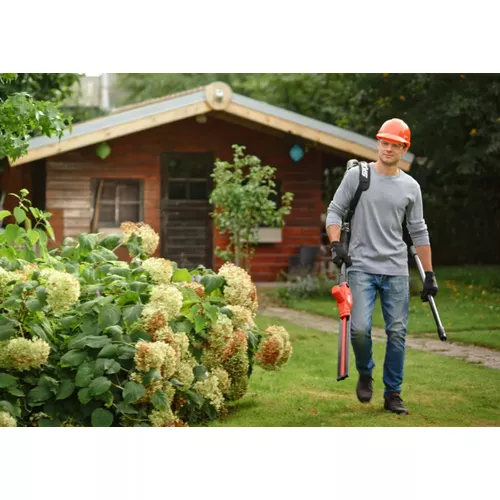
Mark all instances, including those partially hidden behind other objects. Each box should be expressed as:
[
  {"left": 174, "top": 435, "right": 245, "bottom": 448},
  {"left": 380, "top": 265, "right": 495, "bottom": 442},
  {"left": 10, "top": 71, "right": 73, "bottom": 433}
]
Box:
[
  {"left": 90, "top": 179, "right": 143, "bottom": 229},
  {"left": 167, "top": 158, "right": 209, "bottom": 201}
]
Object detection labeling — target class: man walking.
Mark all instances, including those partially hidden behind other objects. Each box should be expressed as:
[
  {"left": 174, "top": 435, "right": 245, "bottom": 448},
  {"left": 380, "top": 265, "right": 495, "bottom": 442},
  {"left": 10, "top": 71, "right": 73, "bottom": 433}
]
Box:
[{"left": 325, "top": 118, "right": 438, "bottom": 415}]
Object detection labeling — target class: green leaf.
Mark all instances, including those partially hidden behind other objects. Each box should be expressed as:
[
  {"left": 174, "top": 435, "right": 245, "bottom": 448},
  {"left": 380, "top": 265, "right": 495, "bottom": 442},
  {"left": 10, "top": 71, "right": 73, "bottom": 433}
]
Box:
[
  {"left": 152, "top": 390, "right": 170, "bottom": 410},
  {"left": 99, "top": 234, "right": 122, "bottom": 250},
  {"left": 169, "top": 378, "right": 184, "bottom": 387},
  {"left": 61, "top": 246, "right": 77, "bottom": 259},
  {"left": 0, "top": 400, "right": 16, "bottom": 416},
  {"left": 26, "top": 229, "right": 40, "bottom": 245},
  {"left": 98, "top": 304, "right": 121, "bottom": 329},
  {"left": 60, "top": 349, "right": 86, "bottom": 367},
  {"left": 0, "top": 210, "right": 11, "bottom": 221},
  {"left": 56, "top": 379, "right": 75, "bottom": 400},
  {"left": 95, "top": 247, "right": 118, "bottom": 261},
  {"left": 116, "top": 402, "right": 139, "bottom": 414},
  {"left": 91, "top": 407, "right": 114, "bottom": 427},
  {"left": 185, "top": 389, "right": 204, "bottom": 408},
  {"left": 26, "top": 298, "right": 43, "bottom": 312},
  {"left": 142, "top": 369, "right": 162, "bottom": 385},
  {"left": 205, "top": 304, "right": 218, "bottom": 324},
  {"left": 0, "top": 318, "right": 16, "bottom": 341},
  {"left": 4, "top": 224, "right": 20, "bottom": 244},
  {"left": 200, "top": 275, "right": 225, "bottom": 294},
  {"left": 27, "top": 321, "right": 51, "bottom": 344},
  {"left": 0, "top": 373, "right": 18, "bottom": 388},
  {"left": 171, "top": 268, "right": 192, "bottom": 283},
  {"left": 8, "top": 386, "right": 25, "bottom": 397},
  {"left": 117, "top": 345, "right": 136, "bottom": 360},
  {"left": 84, "top": 336, "right": 112, "bottom": 349},
  {"left": 78, "top": 388, "right": 92, "bottom": 405},
  {"left": 75, "top": 363, "right": 94, "bottom": 388},
  {"left": 98, "top": 344, "right": 119, "bottom": 358},
  {"left": 130, "top": 281, "right": 149, "bottom": 293},
  {"left": 122, "top": 381, "right": 145, "bottom": 405},
  {"left": 104, "top": 360, "right": 121, "bottom": 374},
  {"left": 81, "top": 315, "right": 101, "bottom": 335},
  {"left": 123, "top": 304, "right": 142, "bottom": 324},
  {"left": 88, "top": 376, "right": 112, "bottom": 397},
  {"left": 28, "top": 385, "right": 53, "bottom": 405},
  {"left": 13, "top": 206, "right": 26, "bottom": 224},
  {"left": 35, "top": 286, "right": 47, "bottom": 304},
  {"left": 195, "top": 314, "right": 207, "bottom": 333},
  {"left": 193, "top": 365, "right": 207, "bottom": 381},
  {"left": 219, "top": 306, "right": 234, "bottom": 318},
  {"left": 39, "top": 375, "right": 59, "bottom": 393},
  {"left": 59, "top": 315, "right": 79, "bottom": 329},
  {"left": 37, "top": 229, "right": 49, "bottom": 247},
  {"left": 78, "top": 233, "right": 98, "bottom": 257},
  {"left": 95, "top": 358, "right": 121, "bottom": 375},
  {"left": 108, "top": 266, "right": 130, "bottom": 278}
]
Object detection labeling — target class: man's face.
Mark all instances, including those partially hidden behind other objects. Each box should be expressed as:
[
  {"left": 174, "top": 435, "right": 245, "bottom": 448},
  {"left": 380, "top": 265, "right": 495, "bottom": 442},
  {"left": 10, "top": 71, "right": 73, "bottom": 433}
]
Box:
[{"left": 377, "top": 139, "right": 408, "bottom": 166}]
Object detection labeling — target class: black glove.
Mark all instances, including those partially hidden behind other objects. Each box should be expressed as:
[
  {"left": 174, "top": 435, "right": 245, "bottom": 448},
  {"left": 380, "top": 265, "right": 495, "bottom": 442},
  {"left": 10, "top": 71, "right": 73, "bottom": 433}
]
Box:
[
  {"left": 421, "top": 271, "right": 438, "bottom": 302},
  {"left": 330, "top": 241, "right": 352, "bottom": 268}
]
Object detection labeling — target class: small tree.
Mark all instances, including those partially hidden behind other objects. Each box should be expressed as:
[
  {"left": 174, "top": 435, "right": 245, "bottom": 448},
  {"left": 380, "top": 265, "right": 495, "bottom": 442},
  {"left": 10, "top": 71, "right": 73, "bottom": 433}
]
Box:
[
  {"left": 209, "top": 145, "right": 294, "bottom": 271},
  {"left": 0, "top": 73, "right": 72, "bottom": 166}
]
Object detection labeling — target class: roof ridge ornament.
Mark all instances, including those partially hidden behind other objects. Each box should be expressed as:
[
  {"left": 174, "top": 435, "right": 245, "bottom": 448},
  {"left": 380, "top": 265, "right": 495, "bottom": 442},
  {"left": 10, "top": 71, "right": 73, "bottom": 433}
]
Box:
[{"left": 205, "top": 81, "right": 232, "bottom": 110}]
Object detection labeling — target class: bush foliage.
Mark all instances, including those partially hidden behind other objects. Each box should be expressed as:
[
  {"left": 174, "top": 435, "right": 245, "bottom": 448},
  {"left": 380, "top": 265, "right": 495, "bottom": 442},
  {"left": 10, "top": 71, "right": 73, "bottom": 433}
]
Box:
[{"left": 0, "top": 191, "right": 292, "bottom": 427}]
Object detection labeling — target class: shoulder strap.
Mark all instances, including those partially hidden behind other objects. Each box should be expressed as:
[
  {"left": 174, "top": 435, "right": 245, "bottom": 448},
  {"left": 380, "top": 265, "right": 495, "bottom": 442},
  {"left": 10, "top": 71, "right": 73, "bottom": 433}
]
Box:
[{"left": 344, "top": 160, "right": 370, "bottom": 224}]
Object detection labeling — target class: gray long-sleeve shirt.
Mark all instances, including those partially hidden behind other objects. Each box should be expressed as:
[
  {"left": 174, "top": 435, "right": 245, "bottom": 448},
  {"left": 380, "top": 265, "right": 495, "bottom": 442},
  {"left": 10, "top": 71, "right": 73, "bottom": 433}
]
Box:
[{"left": 325, "top": 162, "right": 430, "bottom": 276}]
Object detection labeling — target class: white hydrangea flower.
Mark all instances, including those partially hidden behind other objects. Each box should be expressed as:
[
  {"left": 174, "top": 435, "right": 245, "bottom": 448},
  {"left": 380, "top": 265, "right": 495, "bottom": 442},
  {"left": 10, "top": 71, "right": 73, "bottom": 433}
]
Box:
[
  {"left": 255, "top": 325, "right": 293, "bottom": 370},
  {"left": 4, "top": 337, "right": 51, "bottom": 371},
  {"left": 120, "top": 222, "right": 159, "bottom": 256},
  {"left": 134, "top": 340, "right": 176, "bottom": 374},
  {"left": 40, "top": 269, "right": 80, "bottom": 315},
  {"left": 226, "top": 305, "right": 255, "bottom": 330},
  {"left": 149, "top": 284, "right": 183, "bottom": 318},
  {"left": 149, "top": 407, "right": 176, "bottom": 427},
  {"left": 194, "top": 374, "right": 225, "bottom": 412},
  {"left": 0, "top": 411, "right": 16, "bottom": 427},
  {"left": 218, "top": 263, "right": 258, "bottom": 313},
  {"left": 173, "top": 354, "right": 196, "bottom": 389},
  {"left": 141, "top": 304, "right": 170, "bottom": 336},
  {"left": 142, "top": 257, "right": 174, "bottom": 284},
  {"left": 211, "top": 366, "right": 231, "bottom": 395}
]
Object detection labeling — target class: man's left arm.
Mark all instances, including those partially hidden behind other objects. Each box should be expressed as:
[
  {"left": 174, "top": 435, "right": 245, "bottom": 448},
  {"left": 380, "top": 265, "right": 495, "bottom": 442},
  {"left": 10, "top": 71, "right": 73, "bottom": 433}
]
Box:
[
  {"left": 406, "top": 184, "right": 438, "bottom": 301},
  {"left": 415, "top": 244, "right": 433, "bottom": 272}
]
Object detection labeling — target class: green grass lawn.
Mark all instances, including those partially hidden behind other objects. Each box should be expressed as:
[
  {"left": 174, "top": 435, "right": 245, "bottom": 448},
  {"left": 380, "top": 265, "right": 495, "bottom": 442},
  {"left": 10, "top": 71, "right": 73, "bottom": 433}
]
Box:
[
  {"left": 211, "top": 316, "right": 500, "bottom": 427},
  {"left": 264, "top": 265, "right": 500, "bottom": 350}
]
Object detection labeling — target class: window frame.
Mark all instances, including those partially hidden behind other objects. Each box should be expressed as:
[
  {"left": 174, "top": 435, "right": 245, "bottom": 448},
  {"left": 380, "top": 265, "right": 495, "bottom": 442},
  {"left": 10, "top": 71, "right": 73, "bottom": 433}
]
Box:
[{"left": 90, "top": 178, "right": 144, "bottom": 228}]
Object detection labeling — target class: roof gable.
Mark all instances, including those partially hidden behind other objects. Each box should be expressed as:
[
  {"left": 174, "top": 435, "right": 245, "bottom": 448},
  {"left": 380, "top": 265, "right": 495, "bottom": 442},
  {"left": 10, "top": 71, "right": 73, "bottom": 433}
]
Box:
[{"left": 11, "top": 82, "right": 414, "bottom": 170}]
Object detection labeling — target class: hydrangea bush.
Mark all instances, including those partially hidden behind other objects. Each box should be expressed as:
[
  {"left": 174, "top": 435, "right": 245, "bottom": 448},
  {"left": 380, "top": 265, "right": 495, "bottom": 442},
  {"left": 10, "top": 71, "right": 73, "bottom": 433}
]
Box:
[{"left": 0, "top": 191, "right": 292, "bottom": 427}]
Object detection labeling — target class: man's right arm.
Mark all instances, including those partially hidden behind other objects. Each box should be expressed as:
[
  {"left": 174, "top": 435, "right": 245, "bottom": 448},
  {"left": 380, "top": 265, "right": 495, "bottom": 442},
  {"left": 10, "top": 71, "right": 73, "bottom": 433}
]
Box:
[
  {"left": 325, "top": 166, "right": 358, "bottom": 243},
  {"left": 326, "top": 223, "right": 341, "bottom": 244}
]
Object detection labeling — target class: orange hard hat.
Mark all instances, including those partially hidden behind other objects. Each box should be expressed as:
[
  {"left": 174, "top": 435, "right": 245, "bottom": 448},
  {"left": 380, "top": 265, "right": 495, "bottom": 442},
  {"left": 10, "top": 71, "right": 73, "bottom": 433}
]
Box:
[{"left": 376, "top": 118, "right": 411, "bottom": 147}]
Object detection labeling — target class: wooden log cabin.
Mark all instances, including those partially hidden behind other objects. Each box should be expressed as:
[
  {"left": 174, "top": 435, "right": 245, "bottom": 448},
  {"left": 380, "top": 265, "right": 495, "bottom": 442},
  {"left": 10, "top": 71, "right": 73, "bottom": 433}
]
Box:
[{"left": 1, "top": 82, "right": 414, "bottom": 282}]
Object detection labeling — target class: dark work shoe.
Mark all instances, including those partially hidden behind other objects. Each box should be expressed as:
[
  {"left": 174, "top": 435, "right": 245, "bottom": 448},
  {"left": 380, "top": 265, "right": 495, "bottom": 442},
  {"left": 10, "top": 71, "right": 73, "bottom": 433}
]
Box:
[
  {"left": 356, "top": 375, "right": 373, "bottom": 403},
  {"left": 384, "top": 393, "right": 409, "bottom": 415}
]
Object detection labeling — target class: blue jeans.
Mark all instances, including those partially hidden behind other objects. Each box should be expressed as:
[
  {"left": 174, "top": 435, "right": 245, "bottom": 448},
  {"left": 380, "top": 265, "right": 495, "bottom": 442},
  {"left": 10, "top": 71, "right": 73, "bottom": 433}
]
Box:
[{"left": 348, "top": 271, "right": 410, "bottom": 396}]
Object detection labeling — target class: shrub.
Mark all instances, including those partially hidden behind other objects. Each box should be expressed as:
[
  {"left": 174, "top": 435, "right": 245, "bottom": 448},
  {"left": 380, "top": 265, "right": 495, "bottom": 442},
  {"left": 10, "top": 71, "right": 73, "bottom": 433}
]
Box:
[{"left": 0, "top": 192, "right": 292, "bottom": 427}]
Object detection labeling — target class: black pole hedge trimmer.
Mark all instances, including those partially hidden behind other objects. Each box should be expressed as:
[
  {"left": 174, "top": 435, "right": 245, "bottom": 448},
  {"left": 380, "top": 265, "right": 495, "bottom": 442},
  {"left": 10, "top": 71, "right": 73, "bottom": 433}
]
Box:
[{"left": 409, "top": 245, "right": 447, "bottom": 341}]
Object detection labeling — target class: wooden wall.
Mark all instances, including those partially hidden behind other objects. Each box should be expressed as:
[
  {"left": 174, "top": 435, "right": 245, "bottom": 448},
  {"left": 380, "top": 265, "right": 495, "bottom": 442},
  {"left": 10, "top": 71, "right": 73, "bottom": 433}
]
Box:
[{"left": 23, "top": 114, "right": 334, "bottom": 281}]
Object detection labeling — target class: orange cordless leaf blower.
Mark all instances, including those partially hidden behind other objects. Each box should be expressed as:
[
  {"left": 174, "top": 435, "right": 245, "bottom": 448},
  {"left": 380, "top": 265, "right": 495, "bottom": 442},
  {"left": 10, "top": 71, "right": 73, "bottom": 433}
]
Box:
[{"left": 331, "top": 263, "right": 353, "bottom": 381}]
